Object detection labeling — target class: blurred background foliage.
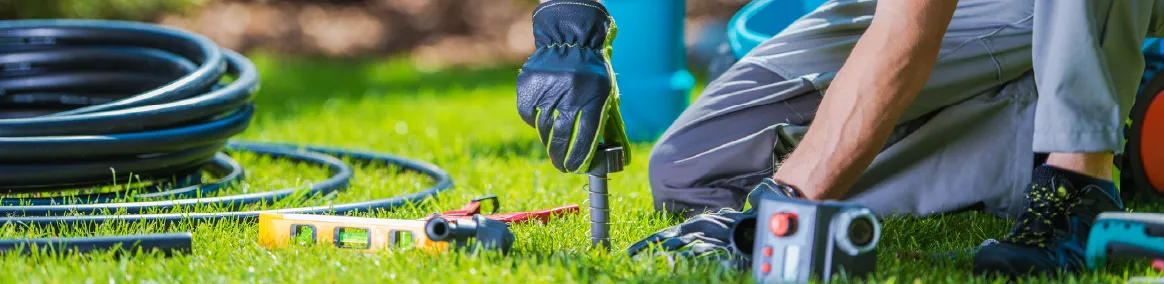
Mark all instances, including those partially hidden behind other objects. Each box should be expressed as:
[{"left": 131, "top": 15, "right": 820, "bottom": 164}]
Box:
[
  {"left": 0, "top": 0, "right": 209, "bottom": 20},
  {"left": 0, "top": 0, "right": 747, "bottom": 69}
]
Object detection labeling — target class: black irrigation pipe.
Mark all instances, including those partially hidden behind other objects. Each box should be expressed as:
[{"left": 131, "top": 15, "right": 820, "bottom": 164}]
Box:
[
  {"left": 0, "top": 19, "right": 453, "bottom": 252},
  {"left": 0, "top": 233, "right": 194, "bottom": 256}
]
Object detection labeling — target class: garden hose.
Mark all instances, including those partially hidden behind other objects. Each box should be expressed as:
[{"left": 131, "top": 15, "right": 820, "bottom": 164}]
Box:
[
  {"left": 0, "top": 233, "right": 193, "bottom": 256},
  {"left": 0, "top": 18, "right": 453, "bottom": 238}
]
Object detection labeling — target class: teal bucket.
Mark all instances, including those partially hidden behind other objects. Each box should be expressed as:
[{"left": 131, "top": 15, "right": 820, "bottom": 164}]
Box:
[
  {"left": 728, "top": 0, "right": 828, "bottom": 58},
  {"left": 606, "top": 0, "right": 695, "bottom": 142},
  {"left": 605, "top": 0, "right": 830, "bottom": 142}
]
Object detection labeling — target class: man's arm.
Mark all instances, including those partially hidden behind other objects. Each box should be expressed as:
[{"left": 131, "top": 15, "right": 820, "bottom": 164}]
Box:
[{"left": 772, "top": 0, "right": 959, "bottom": 200}]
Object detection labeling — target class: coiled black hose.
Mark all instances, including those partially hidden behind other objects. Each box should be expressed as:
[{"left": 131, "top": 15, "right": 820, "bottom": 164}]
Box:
[{"left": 0, "top": 19, "right": 453, "bottom": 229}]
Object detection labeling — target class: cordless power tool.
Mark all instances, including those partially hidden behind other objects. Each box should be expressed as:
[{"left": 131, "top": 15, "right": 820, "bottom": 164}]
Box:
[{"left": 751, "top": 192, "right": 882, "bottom": 283}]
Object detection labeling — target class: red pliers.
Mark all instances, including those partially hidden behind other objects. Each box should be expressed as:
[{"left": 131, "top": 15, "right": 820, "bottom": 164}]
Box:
[{"left": 424, "top": 195, "right": 580, "bottom": 225}]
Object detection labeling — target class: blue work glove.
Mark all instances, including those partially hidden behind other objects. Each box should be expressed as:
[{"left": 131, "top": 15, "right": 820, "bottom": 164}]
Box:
[
  {"left": 516, "top": 0, "right": 631, "bottom": 174},
  {"left": 627, "top": 207, "right": 756, "bottom": 270},
  {"left": 627, "top": 179, "right": 803, "bottom": 270}
]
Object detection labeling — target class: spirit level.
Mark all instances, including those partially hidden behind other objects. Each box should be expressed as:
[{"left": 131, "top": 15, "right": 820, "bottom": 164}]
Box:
[
  {"left": 258, "top": 213, "right": 447, "bottom": 252},
  {"left": 258, "top": 197, "right": 579, "bottom": 253}
]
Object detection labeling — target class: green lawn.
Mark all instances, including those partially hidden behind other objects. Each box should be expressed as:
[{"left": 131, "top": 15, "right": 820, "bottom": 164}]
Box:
[{"left": 1, "top": 52, "right": 1162, "bottom": 283}]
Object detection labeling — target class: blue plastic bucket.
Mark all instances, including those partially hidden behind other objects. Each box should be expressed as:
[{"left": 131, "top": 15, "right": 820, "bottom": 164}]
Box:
[
  {"left": 727, "top": 0, "right": 828, "bottom": 58},
  {"left": 1146, "top": 38, "right": 1162, "bottom": 56}
]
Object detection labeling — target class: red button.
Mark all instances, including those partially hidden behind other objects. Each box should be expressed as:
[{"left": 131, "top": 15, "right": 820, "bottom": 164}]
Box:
[
  {"left": 763, "top": 246, "right": 773, "bottom": 257},
  {"left": 761, "top": 263, "right": 771, "bottom": 274},
  {"left": 769, "top": 212, "right": 798, "bottom": 237}
]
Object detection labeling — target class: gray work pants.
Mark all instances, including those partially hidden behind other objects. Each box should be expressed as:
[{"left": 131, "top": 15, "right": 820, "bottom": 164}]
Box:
[{"left": 648, "top": 0, "right": 1164, "bottom": 218}]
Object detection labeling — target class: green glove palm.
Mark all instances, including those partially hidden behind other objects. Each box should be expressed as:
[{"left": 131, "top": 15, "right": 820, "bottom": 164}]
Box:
[{"left": 516, "top": 0, "right": 631, "bottom": 173}]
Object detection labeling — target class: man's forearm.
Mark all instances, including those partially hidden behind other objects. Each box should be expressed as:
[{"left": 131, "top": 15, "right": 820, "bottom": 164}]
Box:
[{"left": 772, "top": 1, "right": 959, "bottom": 200}]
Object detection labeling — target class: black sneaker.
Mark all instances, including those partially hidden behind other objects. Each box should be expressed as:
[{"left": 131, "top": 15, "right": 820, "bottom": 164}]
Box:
[{"left": 972, "top": 166, "right": 1126, "bottom": 277}]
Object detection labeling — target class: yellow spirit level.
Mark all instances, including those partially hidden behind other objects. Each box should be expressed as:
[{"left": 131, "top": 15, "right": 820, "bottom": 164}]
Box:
[
  {"left": 257, "top": 196, "right": 579, "bottom": 253},
  {"left": 258, "top": 213, "right": 450, "bottom": 252}
]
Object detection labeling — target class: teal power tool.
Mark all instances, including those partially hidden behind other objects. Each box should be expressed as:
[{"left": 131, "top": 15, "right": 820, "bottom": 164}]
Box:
[{"left": 1085, "top": 212, "right": 1164, "bottom": 269}]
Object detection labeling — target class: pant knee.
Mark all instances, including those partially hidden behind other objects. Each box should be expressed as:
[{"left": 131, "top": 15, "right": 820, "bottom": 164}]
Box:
[
  {"left": 647, "top": 139, "right": 705, "bottom": 215},
  {"left": 647, "top": 139, "right": 759, "bottom": 217}
]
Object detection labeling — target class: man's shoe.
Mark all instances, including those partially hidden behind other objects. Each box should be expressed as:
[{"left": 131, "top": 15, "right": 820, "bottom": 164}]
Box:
[{"left": 973, "top": 165, "right": 1125, "bottom": 277}]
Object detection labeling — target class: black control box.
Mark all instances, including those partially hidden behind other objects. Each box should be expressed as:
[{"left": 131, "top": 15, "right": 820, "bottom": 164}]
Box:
[{"left": 751, "top": 194, "right": 880, "bottom": 283}]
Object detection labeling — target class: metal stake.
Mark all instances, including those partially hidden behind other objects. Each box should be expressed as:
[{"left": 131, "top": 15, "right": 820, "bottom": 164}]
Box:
[{"left": 587, "top": 145, "right": 624, "bottom": 249}]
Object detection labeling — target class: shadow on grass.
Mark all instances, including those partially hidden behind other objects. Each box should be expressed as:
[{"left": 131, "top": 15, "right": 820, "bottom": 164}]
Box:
[{"left": 243, "top": 51, "right": 522, "bottom": 119}]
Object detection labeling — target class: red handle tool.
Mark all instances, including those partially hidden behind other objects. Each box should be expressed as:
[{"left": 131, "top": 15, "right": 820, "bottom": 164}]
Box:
[{"left": 424, "top": 195, "right": 580, "bottom": 225}]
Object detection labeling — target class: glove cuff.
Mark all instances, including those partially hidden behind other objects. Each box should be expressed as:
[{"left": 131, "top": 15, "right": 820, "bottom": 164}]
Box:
[{"left": 530, "top": 0, "right": 614, "bottom": 50}]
